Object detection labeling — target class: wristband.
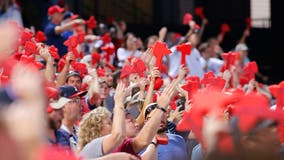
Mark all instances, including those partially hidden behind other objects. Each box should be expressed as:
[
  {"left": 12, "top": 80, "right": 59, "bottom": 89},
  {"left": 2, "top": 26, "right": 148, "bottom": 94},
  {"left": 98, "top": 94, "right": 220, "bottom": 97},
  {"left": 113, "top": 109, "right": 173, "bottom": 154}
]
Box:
[{"left": 151, "top": 141, "right": 157, "bottom": 146}]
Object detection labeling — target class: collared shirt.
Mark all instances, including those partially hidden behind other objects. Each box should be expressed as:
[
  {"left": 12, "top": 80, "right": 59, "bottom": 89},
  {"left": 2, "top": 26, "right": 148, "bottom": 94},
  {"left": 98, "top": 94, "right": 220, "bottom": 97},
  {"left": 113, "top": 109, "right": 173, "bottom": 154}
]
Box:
[{"left": 57, "top": 124, "right": 78, "bottom": 152}]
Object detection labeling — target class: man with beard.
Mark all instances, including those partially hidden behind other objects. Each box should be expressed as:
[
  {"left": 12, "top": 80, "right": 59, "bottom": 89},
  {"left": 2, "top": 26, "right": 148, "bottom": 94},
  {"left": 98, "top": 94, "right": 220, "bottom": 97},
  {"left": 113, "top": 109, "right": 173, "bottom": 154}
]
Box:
[
  {"left": 47, "top": 97, "right": 70, "bottom": 144},
  {"left": 142, "top": 103, "right": 188, "bottom": 160},
  {"left": 47, "top": 85, "right": 87, "bottom": 145}
]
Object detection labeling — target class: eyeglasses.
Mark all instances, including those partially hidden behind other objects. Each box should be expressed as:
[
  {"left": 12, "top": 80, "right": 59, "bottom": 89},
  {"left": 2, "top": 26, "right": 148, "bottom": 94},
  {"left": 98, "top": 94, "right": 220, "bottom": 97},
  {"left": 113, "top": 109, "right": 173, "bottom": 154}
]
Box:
[
  {"left": 69, "top": 98, "right": 80, "bottom": 104},
  {"left": 144, "top": 103, "right": 158, "bottom": 119}
]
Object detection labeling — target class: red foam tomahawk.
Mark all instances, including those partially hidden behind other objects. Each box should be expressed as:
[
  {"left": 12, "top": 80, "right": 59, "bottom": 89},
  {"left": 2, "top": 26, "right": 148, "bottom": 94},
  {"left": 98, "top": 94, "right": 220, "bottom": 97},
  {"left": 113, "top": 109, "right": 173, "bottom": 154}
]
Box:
[
  {"left": 101, "top": 45, "right": 115, "bottom": 63},
  {"left": 182, "top": 76, "right": 200, "bottom": 100},
  {"left": 24, "top": 41, "right": 39, "bottom": 55},
  {"left": 100, "top": 33, "right": 112, "bottom": 45},
  {"left": 152, "top": 41, "right": 171, "bottom": 70},
  {"left": 176, "top": 43, "right": 191, "bottom": 65},
  {"left": 239, "top": 61, "right": 258, "bottom": 86},
  {"left": 220, "top": 23, "right": 231, "bottom": 35},
  {"left": 220, "top": 51, "right": 239, "bottom": 71},
  {"left": 35, "top": 30, "right": 47, "bottom": 42},
  {"left": 183, "top": 13, "right": 193, "bottom": 25},
  {"left": 269, "top": 81, "right": 284, "bottom": 111},
  {"left": 194, "top": 7, "right": 206, "bottom": 20},
  {"left": 85, "top": 16, "right": 97, "bottom": 29}
]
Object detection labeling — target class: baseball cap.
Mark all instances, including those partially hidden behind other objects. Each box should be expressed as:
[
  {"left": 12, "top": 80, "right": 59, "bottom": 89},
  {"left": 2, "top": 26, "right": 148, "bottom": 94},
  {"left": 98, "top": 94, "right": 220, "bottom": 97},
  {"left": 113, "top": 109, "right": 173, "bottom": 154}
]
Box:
[
  {"left": 66, "top": 71, "right": 82, "bottom": 82},
  {"left": 59, "top": 85, "right": 87, "bottom": 98},
  {"left": 48, "top": 5, "right": 65, "bottom": 16},
  {"left": 49, "top": 97, "right": 71, "bottom": 110},
  {"left": 235, "top": 43, "right": 248, "bottom": 52}
]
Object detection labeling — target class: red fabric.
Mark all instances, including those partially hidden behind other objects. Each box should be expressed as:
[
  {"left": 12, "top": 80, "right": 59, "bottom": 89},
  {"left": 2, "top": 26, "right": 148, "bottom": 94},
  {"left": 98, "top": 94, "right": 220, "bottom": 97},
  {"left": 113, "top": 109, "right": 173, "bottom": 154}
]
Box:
[
  {"left": 0, "top": 74, "right": 9, "bottom": 86},
  {"left": 37, "top": 145, "right": 78, "bottom": 160},
  {"left": 113, "top": 138, "right": 141, "bottom": 159}
]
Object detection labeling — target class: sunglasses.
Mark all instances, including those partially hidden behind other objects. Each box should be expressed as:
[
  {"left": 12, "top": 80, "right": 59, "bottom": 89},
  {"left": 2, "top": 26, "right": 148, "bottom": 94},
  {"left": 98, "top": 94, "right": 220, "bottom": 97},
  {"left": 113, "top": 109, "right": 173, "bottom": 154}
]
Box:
[{"left": 144, "top": 103, "right": 158, "bottom": 119}]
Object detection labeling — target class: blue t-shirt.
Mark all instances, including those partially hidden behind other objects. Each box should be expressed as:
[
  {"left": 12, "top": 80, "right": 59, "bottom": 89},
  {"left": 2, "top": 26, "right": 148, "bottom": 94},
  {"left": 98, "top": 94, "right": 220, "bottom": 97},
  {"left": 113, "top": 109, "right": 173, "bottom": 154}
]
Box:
[{"left": 44, "top": 22, "right": 68, "bottom": 57}]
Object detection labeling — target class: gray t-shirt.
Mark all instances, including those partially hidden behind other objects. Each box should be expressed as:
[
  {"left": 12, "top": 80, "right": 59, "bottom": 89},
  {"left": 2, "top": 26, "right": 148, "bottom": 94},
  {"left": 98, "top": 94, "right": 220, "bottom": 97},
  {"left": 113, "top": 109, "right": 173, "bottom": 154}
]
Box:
[{"left": 79, "top": 136, "right": 105, "bottom": 159}]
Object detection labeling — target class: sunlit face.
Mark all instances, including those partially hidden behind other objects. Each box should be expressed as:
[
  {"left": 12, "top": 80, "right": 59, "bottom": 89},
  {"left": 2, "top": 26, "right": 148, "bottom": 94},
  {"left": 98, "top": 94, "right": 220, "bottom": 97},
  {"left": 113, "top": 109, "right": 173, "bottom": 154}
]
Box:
[
  {"left": 100, "top": 117, "right": 112, "bottom": 136},
  {"left": 126, "top": 34, "right": 136, "bottom": 50},
  {"left": 51, "top": 12, "right": 64, "bottom": 24},
  {"left": 188, "top": 33, "right": 199, "bottom": 48},
  {"left": 99, "top": 82, "right": 109, "bottom": 99},
  {"left": 105, "top": 69, "right": 114, "bottom": 87},
  {"left": 145, "top": 109, "right": 167, "bottom": 133},
  {"left": 63, "top": 97, "right": 81, "bottom": 121},
  {"left": 147, "top": 37, "right": 157, "bottom": 48},
  {"left": 66, "top": 76, "right": 82, "bottom": 90}
]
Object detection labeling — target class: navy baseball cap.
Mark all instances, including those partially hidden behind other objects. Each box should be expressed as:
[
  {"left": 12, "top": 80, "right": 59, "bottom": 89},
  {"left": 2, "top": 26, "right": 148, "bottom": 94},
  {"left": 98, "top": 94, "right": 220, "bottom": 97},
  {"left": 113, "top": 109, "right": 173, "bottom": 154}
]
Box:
[{"left": 59, "top": 85, "right": 87, "bottom": 98}]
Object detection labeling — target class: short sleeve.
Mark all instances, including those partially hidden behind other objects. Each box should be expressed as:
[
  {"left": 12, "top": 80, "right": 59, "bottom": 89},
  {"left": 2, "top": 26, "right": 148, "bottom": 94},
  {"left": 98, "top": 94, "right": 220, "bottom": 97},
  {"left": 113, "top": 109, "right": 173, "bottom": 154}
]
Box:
[{"left": 79, "top": 136, "right": 105, "bottom": 159}]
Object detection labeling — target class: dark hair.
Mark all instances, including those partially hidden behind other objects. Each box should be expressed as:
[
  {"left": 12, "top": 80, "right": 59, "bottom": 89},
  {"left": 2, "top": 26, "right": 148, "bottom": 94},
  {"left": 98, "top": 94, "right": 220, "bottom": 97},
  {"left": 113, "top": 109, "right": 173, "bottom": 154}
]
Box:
[
  {"left": 66, "top": 71, "right": 82, "bottom": 83},
  {"left": 121, "top": 32, "right": 135, "bottom": 49}
]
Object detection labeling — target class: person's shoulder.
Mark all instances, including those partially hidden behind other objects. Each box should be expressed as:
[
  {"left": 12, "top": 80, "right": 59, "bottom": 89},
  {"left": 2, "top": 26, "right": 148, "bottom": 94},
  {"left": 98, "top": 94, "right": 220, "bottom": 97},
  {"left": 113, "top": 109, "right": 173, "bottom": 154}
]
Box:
[
  {"left": 209, "top": 57, "right": 224, "bottom": 64},
  {"left": 167, "top": 133, "right": 185, "bottom": 142},
  {"left": 117, "top": 47, "right": 126, "bottom": 52}
]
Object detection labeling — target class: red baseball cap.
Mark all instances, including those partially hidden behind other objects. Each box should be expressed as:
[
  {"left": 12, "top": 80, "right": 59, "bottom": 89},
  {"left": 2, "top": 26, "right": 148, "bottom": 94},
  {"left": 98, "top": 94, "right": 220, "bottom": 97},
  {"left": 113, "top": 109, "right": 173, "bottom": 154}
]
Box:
[{"left": 48, "top": 5, "right": 65, "bottom": 16}]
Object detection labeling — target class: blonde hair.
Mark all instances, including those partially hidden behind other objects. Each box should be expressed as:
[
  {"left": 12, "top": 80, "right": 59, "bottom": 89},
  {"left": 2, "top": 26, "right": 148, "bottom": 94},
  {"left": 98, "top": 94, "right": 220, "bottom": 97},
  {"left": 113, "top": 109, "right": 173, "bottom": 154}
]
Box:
[{"left": 77, "top": 107, "right": 111, "bottom": 151}]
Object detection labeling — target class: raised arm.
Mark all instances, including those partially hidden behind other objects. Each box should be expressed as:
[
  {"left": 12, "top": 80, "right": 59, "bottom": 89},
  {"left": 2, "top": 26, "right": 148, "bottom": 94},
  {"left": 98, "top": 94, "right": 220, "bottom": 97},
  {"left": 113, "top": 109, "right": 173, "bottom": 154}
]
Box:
[
  {"left": 54, "top": 19, "right": 85, "bottom": 34},
  {"left": 102, "top": 82, "right": 128, "bottom": 154},
  {"left": 56, "top": 52, "right": 74, "bottom": 87},
  {"left": 136, "top": 67, "right": 160, "bottom": 126},
  {"left": 237, "top": 29, "right": 250, "bottom": 44},
  {"left": 38, "top": 44, "right": 54, "bottom": 82},
  {"left": 197, "top": 18, "right": 208, "bottom": 43},
  {"left": 158, "top": 27, "right": 167, "bottom": 42},
  {"left": 132, "top": 82, "right": 177, "bottom": 153}
]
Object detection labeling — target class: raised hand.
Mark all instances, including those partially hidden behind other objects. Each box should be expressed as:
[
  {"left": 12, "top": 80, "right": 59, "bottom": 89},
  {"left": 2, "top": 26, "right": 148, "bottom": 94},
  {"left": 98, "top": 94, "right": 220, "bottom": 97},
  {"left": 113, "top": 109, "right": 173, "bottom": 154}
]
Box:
[
  {"left": 114, "top": 82, "right": 129, "bottom": 106},
  {"left": 157, "top": 82, "right": 177, "bottom": 108}
]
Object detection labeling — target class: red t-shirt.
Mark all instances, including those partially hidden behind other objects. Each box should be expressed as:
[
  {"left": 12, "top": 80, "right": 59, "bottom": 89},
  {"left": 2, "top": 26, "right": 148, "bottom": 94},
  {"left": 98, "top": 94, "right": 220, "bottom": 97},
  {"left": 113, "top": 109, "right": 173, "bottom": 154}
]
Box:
[{"left": 112, "top": 138, "right": 141, "bottom": 159}]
